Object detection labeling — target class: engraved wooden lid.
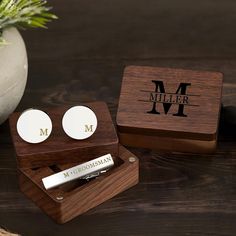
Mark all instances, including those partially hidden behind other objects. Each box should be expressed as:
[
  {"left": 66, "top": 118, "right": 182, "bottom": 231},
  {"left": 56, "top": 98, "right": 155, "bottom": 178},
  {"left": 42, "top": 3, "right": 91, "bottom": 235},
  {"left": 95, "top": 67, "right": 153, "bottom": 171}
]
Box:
[{"left": 117, "top": 66, "right": 223, "bottom": 141}]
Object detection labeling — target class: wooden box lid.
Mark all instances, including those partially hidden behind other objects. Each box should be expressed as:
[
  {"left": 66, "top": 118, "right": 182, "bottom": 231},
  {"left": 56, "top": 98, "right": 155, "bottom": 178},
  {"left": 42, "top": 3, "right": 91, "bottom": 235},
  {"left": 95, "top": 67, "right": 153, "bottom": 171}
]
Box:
[
  {"left": 10, "top": 102, "right": 119, "bottom": 169},
  {"left": 117, "top": 66, "right": 223, "bottom": 152}
]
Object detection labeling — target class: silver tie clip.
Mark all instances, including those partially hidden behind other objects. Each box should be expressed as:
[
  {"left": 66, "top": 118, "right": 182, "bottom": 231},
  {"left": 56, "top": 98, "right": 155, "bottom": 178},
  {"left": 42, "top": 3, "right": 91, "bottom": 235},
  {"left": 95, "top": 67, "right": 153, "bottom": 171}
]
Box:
[{"left": 42, "top": 154, "right": 114, "bottom": 190}]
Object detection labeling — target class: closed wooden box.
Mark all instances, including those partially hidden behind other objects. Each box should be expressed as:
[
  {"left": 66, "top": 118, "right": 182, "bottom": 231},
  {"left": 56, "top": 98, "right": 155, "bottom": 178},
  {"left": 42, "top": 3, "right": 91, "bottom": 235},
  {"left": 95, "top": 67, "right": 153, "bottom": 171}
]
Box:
[
  {"left": 117, "top": 66, "right": 223, "bottom": 153},
  {"left": 10, "top": 102, "right": 119, "bottom": 168},
  {"left": 18, "top": 145, "right": 139, "bottom": 224}
]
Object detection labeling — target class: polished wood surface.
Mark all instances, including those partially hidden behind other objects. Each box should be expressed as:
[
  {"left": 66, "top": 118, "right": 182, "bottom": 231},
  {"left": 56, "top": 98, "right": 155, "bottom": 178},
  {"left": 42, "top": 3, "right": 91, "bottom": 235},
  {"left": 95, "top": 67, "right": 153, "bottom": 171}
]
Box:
[
  {"left": 0, "top": 0, "right": 236, "bottom": 235},
  {"left": 118, "top": 66, "right": 222, "bottom": 139},
  {"left": 19, "top": 145, "right": 139, "bottom": 224},
  {"left": 117, "top": 66, "right": 223, "bottom": 152},
  {"left": 9, "top": 102, "right": 119, "bottom": 168}
]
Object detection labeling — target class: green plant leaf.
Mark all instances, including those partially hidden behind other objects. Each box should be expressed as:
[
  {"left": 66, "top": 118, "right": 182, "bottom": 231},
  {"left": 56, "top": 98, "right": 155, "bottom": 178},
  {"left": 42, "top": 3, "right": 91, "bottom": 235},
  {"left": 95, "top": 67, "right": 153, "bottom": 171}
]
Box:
[{"left": 0, "top": 0, "right": 57, "bottom": 45}]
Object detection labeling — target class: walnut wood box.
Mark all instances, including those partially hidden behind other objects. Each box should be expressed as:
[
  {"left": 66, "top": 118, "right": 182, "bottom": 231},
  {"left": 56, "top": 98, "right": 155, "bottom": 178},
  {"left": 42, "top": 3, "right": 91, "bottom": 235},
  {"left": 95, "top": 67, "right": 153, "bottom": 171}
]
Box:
[
  {"left": 10, "top": 102, "right": 119, "bottom": 169},
  {"left": 117, "top": 66, "right": 223, "bottom": 153},
  {"left": 18, "top": 145, "right": 139, "bottom": 224}
]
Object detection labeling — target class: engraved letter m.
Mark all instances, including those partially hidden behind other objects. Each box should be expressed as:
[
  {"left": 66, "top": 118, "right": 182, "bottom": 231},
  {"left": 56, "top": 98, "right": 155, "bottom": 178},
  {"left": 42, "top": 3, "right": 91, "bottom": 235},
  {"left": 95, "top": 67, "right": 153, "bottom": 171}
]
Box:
[{"left": 148, "top": 80, "right": 191, "bottom": 117}]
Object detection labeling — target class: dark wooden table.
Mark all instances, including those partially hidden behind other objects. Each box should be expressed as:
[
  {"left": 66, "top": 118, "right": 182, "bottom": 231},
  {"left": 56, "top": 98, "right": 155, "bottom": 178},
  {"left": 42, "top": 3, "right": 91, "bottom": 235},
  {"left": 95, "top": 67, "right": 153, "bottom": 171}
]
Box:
[{"left": 1, "top": 0, "right": 236, "bottom": 235}]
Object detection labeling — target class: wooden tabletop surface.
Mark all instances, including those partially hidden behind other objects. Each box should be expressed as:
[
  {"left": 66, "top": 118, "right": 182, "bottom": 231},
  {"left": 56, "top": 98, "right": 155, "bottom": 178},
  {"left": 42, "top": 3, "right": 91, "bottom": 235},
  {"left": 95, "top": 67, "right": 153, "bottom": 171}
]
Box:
[{"left": 1, "top": 0, "right": 236, "bottom": 235}]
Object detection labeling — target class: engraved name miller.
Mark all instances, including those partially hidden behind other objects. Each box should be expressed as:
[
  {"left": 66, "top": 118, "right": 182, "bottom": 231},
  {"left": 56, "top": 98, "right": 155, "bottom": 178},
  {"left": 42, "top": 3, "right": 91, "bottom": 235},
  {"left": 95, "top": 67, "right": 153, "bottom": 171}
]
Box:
[{"left": 140, "top": 80, "right": 199, "bottom": 117}]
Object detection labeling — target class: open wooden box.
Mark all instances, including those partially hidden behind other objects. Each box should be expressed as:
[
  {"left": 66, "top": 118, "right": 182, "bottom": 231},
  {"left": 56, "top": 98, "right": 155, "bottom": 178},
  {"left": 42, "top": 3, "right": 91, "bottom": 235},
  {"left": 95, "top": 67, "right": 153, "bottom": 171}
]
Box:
[
  {"left": 18, "top": 145, "right": 139, "bottom": 224},
  {"left": 10, "top": 102, "right": 139, "bottom": 223},
  {"left": 117, "top": 66, "right": 223, "bottom": 153}
]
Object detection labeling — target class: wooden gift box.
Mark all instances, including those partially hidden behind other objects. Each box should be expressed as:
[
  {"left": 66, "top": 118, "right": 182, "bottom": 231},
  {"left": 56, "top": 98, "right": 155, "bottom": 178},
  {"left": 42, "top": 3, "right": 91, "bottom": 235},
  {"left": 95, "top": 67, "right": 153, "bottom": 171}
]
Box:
[
  {"left": 9, "top": 102, "right": 119, "bottom": 169},
  {"left": 18, "top": 145, "right": 139, "bottom": 224},
  {"left": 117, "top": 66, "right": 223, "bottom": 153}
]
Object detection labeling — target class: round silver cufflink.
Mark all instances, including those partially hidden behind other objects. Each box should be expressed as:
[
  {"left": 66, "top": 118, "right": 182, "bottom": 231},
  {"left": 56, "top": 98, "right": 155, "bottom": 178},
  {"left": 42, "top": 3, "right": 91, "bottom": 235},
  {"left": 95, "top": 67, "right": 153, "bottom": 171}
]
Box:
[
  {"left": 62, "top": 106, "right": 97, "bottom": 140},
  {"left": 17, "top": 109, "right": 52, "bottom": 144}
]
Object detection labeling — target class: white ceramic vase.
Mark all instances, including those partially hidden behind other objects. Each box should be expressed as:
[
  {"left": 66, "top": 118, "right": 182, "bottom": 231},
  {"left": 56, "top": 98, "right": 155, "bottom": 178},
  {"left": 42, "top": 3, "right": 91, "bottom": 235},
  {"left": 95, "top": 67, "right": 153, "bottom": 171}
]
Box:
[{"left": 0, "top": 27, "right": 28, "bottom": 125}]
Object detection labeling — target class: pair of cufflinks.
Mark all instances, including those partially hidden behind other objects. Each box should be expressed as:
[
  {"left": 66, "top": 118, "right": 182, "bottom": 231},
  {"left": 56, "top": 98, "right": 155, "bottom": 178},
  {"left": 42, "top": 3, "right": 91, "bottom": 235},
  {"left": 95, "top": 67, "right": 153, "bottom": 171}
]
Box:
[
  {"left": 16, "top": 105, "right": 115, "bottom": 190},
  {"left": 16, "top": 106, "right": 97, "bottom": 144}
]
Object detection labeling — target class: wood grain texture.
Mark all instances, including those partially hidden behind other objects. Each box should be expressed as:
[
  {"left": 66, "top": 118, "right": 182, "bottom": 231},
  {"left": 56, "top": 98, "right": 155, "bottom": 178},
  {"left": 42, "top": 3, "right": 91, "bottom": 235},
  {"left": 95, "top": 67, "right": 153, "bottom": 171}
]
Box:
[
  {"left": 117, "top": 66, "right": 223, "bottom": 153},
  {"left": 0, "top": 0, "right": 236, "bottom": 235},
  {"left": 0, "top": 69, "right": 235, "bottom": 236},
  {"left": 118, "top": 66, "right": 223, "bottom": 138},
  {"left": 118, "top": 132, "right": 217, "bottom": 153},
  {"left": 19, "top": 145, "right": 139, "bottom": 223},
  {"left": 9, "top": 102, "right": 119, "bottom": 169}
]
